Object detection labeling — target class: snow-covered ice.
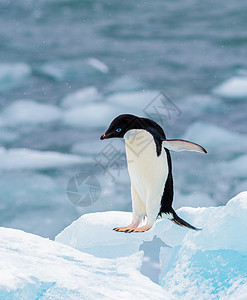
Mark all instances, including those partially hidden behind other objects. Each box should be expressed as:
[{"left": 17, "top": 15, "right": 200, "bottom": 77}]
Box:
[
  {"left": 56, "top": 192, "right": 247, "bottom": 299},
  {"left": 0, "top": 100, "right": 61, "bottom": 127},
  {"left": 160, "top": 192, "right": 247, "bottom": 299},
  {"left": 0, "top": 62, "right": 31, "bottom": 92},
  {"left": 213, "top": 76, "right": 247, "bottom": 99},
  {"left": 0, "top": 147, "right": 87, "bottom": 170},
  {"left": 0, "top": 227, "right": 169, "bottom": 299},
  {"left": 1, "top": 191, "right": 247, "bottom": 299}
]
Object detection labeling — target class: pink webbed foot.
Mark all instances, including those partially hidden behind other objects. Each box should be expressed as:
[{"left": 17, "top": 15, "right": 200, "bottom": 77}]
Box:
[
  {"left": 113, "top": 223, "right": 139, "bottom": 233},
  {"left": 113, "top": 224, "right": 152, "bottom": 233},
  {"left": 128, "top": 224, "right": 152, "bottom": 233}
]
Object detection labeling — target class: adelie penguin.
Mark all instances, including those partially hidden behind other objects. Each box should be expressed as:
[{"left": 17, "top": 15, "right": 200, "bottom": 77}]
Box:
[{"left": 100, "top": 114, "right": 207, "bottom": 233}]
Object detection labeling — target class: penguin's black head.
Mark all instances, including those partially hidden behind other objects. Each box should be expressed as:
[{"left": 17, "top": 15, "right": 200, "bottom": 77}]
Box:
[
  {"left": 100, "top": 114, "right": 166, "bottom": 140},
  {"left": 100, "top": 114, "right": 140, "bottom": 140}
]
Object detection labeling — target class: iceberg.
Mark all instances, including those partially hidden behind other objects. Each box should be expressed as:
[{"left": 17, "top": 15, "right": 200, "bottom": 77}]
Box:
[{"left": 0, "top": 63, "right": 31, "bottom": 92}]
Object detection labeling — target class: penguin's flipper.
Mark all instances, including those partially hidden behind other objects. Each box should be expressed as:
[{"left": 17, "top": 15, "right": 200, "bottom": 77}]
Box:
[
  {"left": 162, "top": 139, "right": 207, "bottom": 154},
  {"left": 169, "top": 208, "right": 201, "bottom": 231}
]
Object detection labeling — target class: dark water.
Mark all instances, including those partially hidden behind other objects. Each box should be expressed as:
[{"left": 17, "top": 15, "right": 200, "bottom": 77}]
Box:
[{"left": 0, "top": 0, "right": 247, "bottom": 238}]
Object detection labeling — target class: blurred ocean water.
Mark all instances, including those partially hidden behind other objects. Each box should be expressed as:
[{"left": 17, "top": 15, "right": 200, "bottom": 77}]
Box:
[{"left": 0, "top": 0, "right": 247, "bottom": 238}]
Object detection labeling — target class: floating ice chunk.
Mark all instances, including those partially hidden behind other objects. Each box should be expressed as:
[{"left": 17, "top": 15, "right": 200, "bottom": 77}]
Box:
[
  {"left": 0, "top": 100, "right": 61, "bottom": 127},
  {"left": 106, "top": 90, "right": 160, "bottom": 112},
  {"left": 87, "top": 58, "right": 109, "bottom": 73},
  {"left": 107, "top": 75, "right": 143, "bottom": 92},
  {"left": 0, "top": 228, "right": 169, "bottom": 299},
  {"left": 0, "top": 63, "right": 31, "bottom": 92},
  {"left": 37, "top": 59, "right": 108, "bottom": 82},
  {"left": 61, "top": 86, "right": 100, "bottom": 108},
  {"left": 183, "top": 121, "right": 247, "bottom": 154},
  {"left": 213, "top": 76, "right": 247, "bottom": 98},
  {"left": 63, "top": 103, "right": 117, "bottom": 128},
  {"left": 0, "top": 147, "right": 86, "bottom": 170}
]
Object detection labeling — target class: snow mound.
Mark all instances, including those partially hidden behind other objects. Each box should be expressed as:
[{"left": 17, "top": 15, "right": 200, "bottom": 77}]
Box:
[
  {"left": 0, "top": 227, "right": 168, "bottom": 299},
  {"left": 183, "top": 121, "right": 247, "bottom": 155},
  {"left": 56, "top": 192, "right": 247, "bottom": 299},
  {"left": 0, "top": 147, "right": 86, "bottom": 170},
  {"left": 61, "top": 86, "right": 100, "bottom": 108},
  {"left": 0, "top": 63, "right": 31, "bottom": 92},
  {"left": 0, "top": 100, "right": 61, "bottom": 127},
  {"left": 213, "top": 76, "right": 247, "bottom": 99}
]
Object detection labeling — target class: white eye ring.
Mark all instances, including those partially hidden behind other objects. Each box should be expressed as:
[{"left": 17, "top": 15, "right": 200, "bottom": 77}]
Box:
[{"left": 116, "top": 128, "right": 121, "bottom": 132}]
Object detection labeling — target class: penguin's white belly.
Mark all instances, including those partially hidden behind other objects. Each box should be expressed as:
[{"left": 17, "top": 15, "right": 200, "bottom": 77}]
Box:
[{"left": 125, "top": 130, "right": 168, "bottom": 206}]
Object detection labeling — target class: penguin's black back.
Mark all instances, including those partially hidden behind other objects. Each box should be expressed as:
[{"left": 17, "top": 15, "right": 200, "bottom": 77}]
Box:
[{"left": 158, "top": 148, "right": 174, "bottom": 216}]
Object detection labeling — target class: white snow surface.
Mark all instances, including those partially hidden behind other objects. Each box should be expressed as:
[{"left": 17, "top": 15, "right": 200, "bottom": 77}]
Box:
[
  {"left": 213, "top": 76, "right": 247, "bottom": 98},
  {"left": 1, "top": 192, "right": 246, "bottom": 299},
  {"left": 56, "top": 192, "right": 247, "bottom": 299},
  {"left": 0, "top": 227, "right": 168, "bottom": 300},
  {"left": 0, "top": 147, "right": 87, "bottom": 170}
]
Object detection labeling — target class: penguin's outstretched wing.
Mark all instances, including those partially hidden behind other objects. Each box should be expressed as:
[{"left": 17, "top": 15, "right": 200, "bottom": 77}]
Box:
[{"left": 162, "top": 139, "right": 207, "bottom": 154}]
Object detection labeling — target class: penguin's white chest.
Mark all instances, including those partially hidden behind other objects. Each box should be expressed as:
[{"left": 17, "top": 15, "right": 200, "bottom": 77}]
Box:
[{"left": 124, "top": 129, "right": 168, "bottom": 203}]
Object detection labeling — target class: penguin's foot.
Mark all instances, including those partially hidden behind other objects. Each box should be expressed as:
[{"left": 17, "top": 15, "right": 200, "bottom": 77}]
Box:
[
  {"left": 113, "top": 223, "right": 139, "bottom": 233},
  {"left": 127, "top": 225, "right": 152, "bottom": 233}
]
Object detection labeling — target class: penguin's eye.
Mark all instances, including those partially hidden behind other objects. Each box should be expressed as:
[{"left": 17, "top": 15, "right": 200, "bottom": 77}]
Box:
[{"left": 116, "top": 128, "right": 121, "bottom": 133}]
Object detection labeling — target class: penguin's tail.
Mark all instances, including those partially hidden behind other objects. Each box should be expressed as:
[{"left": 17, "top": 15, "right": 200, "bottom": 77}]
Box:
[{"left": 162, "top": 208, "right": 201, "bottom": 231}]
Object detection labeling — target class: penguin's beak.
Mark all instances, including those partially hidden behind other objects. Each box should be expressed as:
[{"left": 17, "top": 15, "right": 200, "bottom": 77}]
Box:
[
  {"left": 100, "top": 134, "right": 106, "bottom": 140},
  {"left": 100, "top": 132, "right": 111, "bottom": 140}
]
